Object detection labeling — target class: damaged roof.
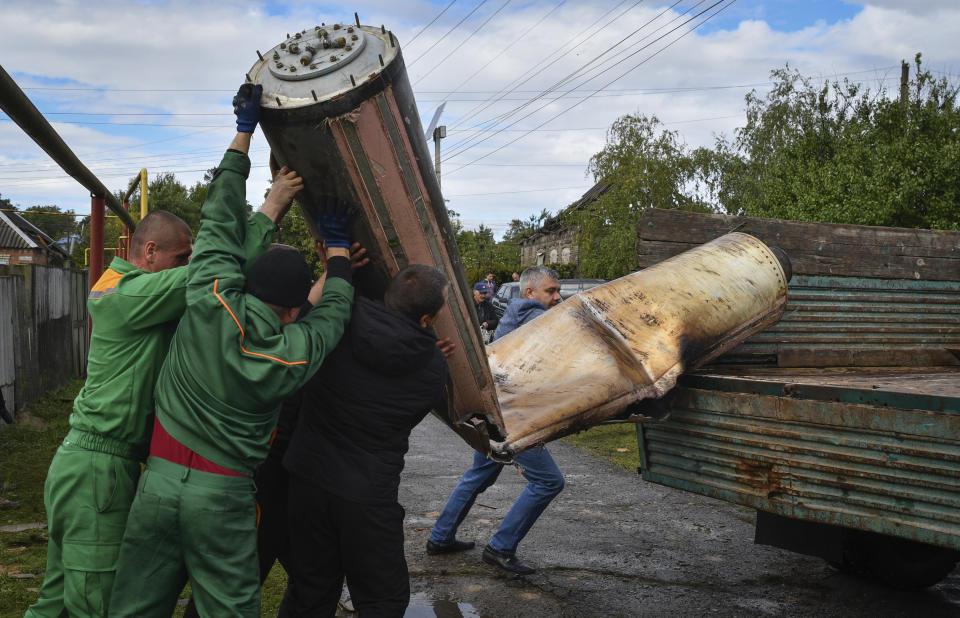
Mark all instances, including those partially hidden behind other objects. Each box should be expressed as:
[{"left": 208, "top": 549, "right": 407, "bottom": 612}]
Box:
[
  {"left": 0, "top": 210, "right": 70, "bottom": 259},
  {"left": 522, "top": 179, "right": 612, "bottom": 243}
]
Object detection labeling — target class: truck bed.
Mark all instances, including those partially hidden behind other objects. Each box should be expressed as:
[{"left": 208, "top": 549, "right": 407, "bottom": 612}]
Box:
[{"left": 683, "top": 366, "right": 960, "bottom": 414}]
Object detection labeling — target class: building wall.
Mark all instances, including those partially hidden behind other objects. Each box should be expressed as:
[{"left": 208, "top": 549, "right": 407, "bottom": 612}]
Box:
[
  {"left": 0, "top": 248, "right": 53, "bottom": 266},
  {"left": 520, "top": 228, "right": 579, "bottom": 269}
]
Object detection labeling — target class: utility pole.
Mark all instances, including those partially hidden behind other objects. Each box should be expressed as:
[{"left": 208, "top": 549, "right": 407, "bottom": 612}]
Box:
[
  {"left": 900, "top": 60, "right": 909, "bottom": 106},
  {"left": 433, "top": 125, "right": 446, "bottom": 188}
]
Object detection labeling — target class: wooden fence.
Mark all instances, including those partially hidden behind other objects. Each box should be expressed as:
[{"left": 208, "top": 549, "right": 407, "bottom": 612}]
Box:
[{"left": 0, "top": 264, "right": 87, "bottom": 419}]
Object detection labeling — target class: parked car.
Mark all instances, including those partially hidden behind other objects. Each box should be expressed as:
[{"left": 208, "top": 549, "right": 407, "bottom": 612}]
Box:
[
  {"left": 491, "top": 278, "right": 609, "bottom": 318},
  {"left": 491, "top": 282, "right": 520, "bottom": 318},
  {"left": 558, "top": 278, "right": 608, "bottom": 300}
]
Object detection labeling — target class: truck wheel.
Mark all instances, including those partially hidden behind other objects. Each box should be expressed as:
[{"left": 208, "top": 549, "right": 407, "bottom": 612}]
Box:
[{"left": 843, "top": 530, "right": 960, "bottom": 589}]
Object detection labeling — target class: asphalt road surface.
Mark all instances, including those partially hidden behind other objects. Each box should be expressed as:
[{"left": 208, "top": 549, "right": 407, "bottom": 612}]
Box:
[{"left": 397, "top": 415, "right": 960, "bottom": 617}]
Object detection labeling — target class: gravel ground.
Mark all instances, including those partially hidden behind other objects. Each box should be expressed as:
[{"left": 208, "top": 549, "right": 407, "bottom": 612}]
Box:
[{"left": 397, "top": 415, "right": 960, "bottom": 617}]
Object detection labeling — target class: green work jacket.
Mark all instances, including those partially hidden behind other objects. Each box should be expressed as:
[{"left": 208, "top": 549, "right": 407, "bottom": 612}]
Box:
[
  {"left": 155, "top": 150, "right": 353, "bottom": 476},
  {"left": 70, "top": 215, "right": 276, "bottom": 460}
]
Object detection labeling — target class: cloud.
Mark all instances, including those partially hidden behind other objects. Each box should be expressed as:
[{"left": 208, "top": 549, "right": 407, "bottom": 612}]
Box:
[{"left": 1, "top": 0, "right": 958, "bottom": 236}]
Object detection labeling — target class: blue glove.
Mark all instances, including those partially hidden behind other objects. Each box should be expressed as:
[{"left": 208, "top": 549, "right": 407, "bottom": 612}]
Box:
[
  {"left": 233, "top": 83, "right": 262, "bottom": 133},
  {"left": 315, "top": 196, "right": 357, "bottom": 248}
]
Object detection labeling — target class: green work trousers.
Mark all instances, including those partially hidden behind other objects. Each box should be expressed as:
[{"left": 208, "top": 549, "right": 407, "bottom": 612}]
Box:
[
  {"left": 109, "top": 456, "right": 259, "bottom": 618},
  {"left": 25, "top": 441, "right": 140, "bottom": 618}
]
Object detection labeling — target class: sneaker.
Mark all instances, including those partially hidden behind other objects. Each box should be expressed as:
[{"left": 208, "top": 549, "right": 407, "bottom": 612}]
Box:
[
  {"left": 426, "top": 539, "right": 475, "bottom": 555},
  {"left": 482, "top": 545, "right": 535, "bottom": 575}
]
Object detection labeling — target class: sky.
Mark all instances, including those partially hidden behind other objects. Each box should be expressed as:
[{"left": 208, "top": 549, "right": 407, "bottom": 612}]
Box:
[{"left": 1, "top": 0, "right": 959, "bottom": 238}]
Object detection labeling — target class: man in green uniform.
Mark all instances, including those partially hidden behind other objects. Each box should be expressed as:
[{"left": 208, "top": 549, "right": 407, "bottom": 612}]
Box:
[
  {"left": 24, "top": 153, "right": 287, "bottom": 618},
  {"left": 108, "top": 83, "right": 356, "bottom": 618}
]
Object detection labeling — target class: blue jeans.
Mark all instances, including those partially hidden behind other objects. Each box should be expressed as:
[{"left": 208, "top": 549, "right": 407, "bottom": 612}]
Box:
[{"left": 429, "top": 447, "right": 564, "bottom": 554}]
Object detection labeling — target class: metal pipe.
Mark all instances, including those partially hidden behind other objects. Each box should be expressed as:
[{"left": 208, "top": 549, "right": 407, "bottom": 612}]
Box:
[
  {"left": 89, "top": 195, "right": 105, "bottom": 289},
  {"left": 122, "top": 168, "right": 149, "bottom": 219},
  {"left": 0, "top": 63, "right": 136, "bottom": 230}
]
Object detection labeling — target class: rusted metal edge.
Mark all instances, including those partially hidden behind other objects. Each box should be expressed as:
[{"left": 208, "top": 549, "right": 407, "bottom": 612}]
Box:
[{"left": 681, "top": 372, "right": 960, "bottom": 414}]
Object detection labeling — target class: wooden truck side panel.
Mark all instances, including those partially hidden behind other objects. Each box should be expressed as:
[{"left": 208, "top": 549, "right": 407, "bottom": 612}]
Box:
[{"left": 633, "top": 208, "right": 960, "bottom": 555}]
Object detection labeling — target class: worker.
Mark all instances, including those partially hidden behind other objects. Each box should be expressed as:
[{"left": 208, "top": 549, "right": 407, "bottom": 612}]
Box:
[
  {"left": 427, "top": 266, "right": 564, "bottom": 575},
  {"left": 282, "top": 264, "right": 452, "bottom": 616},
  {"left": 25, "top": 175, "right": 280, "bottom": 617},
  {"left": 108, "top": 83, "right": 356, "bottom": 617},
  {"left": 180, "top": 240, "right": 369, "bottom": 618}
]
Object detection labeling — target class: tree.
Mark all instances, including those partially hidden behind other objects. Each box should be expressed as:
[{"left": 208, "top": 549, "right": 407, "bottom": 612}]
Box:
[
  {"left": 279, "top": 202, "right": 322, "bottom": 274},
  {"left": 717, "top": 55, "right": 960, "bottom": 229},
  {"left": 573, "top": 114, "right": 718, "bottom": 279},
  {"left": 134, "top": 172, "right": 200, "bottom": 233},
  {"left": 19, "top": 205, "right": 79, "bottom": 241}
]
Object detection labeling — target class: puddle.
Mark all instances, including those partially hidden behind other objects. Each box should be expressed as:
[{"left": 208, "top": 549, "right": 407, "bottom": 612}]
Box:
[
  {"left": 336, "top": 592, "right": 483, "bottom": 617},
  {"left": 405, "top": 594, "right": 483, "bottom": 618}
]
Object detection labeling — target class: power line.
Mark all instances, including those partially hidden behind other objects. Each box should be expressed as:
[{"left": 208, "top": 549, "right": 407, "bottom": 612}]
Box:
[
  {"left": 446, "top": 0, "right": 639, "bottom": 132},
  {"left": 0, "top": 164, "right": 273, "bottom": 187},
  {"left": 444, "top": 0, "right": 726, "bottom": 163},
  {"left": 405, "top": 0, "right": 459, "bottom": 47},
  {"left": 21, "top": 86, "right": 235, "bottom": 92},
  {"left": 446, "top": 185, "right": 587, "bottom": 197},
  {"left": 444, "top": 0, "right": 699, "bottom": 158},
  {"left": 443, "top": 0, "right": 567, "bottom": 99},
  {"left": 408, "top": 0, "right": 490, "bottom": 68},
  {"left": 38, "top": 112, "right": 226, "bottom": 116},
  {"left": 413, "top": 0, "right": 512, "bottom": 87},
  {"left": 446, "top": 0, "right": 736, "bottom": 174},
  {"left": 444, "top": 0, "right": 692, "bottom": 159}
]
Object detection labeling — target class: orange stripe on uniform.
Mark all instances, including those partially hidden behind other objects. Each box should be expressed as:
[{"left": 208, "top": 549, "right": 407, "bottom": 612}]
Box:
[
  {"left": 212, "top": 279, "right": 308, "bottom": 366},
  {"left": 89, "top": 268, "right": 124, "bottom": 299}
]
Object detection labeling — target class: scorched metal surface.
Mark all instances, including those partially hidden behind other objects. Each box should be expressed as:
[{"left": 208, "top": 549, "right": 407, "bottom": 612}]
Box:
[
  {"left": 487, "top": 232, "right": 790, "bottom": 454},
  {"left": 245, "top": 23, "right": 503, "bottom": 455}
]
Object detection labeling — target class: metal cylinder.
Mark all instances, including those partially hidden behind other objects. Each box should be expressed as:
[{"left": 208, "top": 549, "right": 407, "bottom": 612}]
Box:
[
  {"left": 486, "top": 232, "right": 790, "bottom": 454},
  {"left": 247, "top": 24, "right": 504, "bottom": 456}
]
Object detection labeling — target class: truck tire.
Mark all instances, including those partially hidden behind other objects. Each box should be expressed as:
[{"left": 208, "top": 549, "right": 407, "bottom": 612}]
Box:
[{"left": 843, "top": 529, "right": 960, "bottom": 589}]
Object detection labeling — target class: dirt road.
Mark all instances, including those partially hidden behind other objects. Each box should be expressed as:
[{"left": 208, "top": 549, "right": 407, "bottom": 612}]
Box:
[{"left": 398, "top": 415, "right": 960, "bottom": 617}]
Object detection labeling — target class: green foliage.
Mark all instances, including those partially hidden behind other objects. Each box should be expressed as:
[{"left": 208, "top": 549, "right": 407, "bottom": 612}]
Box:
[
  {"left": 717, "top": 55, "right": 960, "bottom": 229},
  {"left": 548, "top": 262, "right": 578, "bottom": 279},
  {"left": 573, "top": 114, "right": 718, "bottom": 279},
  {"left": 18, "top": 205, "right": 78, "bottom": 242},
  {"left": 278, "top": 202, "right": 322, "bottom": 275},
  {"left": 452, "top": 212, "right": 525, "bottom": 284},
  {"left": 139, "top": 172, "right": 200, "bottom": 233}
]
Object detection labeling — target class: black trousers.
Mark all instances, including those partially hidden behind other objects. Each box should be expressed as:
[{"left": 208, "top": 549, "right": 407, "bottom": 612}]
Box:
[
  {"left": 182, "top": 445, "right": 293, "bottom": 618},
  {"left": 285, "top": 476, "right": 409, "bottom": 618}
]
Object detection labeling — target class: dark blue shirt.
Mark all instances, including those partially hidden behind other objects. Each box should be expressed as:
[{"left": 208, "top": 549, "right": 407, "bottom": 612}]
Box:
[{"left": 493, "top": 298, "right": 547, "bottom": 340}]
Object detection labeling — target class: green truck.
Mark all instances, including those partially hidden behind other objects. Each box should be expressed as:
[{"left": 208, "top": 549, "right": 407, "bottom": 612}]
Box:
[{"left": 633, "top": 208, "right": 960, "bottom": 588}]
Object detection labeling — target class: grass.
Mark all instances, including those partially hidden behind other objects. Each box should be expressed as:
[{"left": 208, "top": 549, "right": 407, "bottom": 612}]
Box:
[
  {"left": 0, "top": 380, "right": 79, "bottom": 616},
  {"left": 561, "top": 423, "right": 642, "bottom": 472},
  {"left": 1, "top": 381, "right": 639, "bottom": 616},
  {"left": 0, "top": 380, "right": 295, "bottom": 617}
]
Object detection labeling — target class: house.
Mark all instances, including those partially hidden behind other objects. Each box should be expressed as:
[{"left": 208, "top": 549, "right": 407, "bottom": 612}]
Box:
[
  {"left": 520, "top": 179, "right": 610, "bottom": 270},
  {"left": 0, "top": 210, "right": 70, "bottom": 267}
]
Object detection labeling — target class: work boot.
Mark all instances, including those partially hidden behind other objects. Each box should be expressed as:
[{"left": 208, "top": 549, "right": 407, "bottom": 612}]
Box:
[
  {"left": 482, "top": 545, "right": 535, "bottom": 575},
  {"left": 426, "top": 539, "right": 475, "bottom": 555}
]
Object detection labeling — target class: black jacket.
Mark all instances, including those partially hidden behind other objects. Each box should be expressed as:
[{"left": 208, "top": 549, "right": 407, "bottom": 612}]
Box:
[
  {"left": 475, "top": 298, "right": 499, "bottom": 331},
  {"left": 283, "top": 296, "right": 447, "bottom": 504}
]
